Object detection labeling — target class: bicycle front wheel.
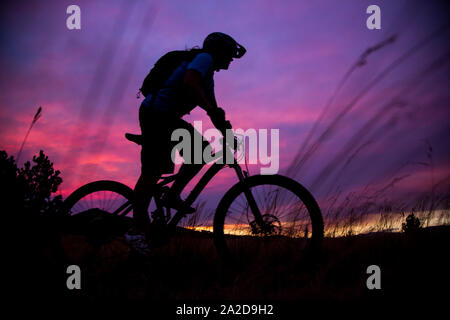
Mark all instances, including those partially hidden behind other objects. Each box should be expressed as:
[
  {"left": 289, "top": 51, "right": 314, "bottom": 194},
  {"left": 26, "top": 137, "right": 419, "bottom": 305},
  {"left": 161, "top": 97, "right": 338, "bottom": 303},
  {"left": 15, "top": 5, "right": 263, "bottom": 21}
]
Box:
[{"left": 213, "top": 174, "right": 324, "bottom": 265}]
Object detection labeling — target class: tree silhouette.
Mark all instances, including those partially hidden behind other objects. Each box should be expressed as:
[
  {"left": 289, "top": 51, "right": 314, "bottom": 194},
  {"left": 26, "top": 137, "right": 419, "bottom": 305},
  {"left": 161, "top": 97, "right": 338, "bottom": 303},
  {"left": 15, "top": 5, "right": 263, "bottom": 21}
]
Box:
[
  {"left": 2, "top": 150, "right": 66, "bottom": 300},
  {"left": 1, "top": 149, "right": 63, "bottom": 218},
  {"left": 402, "top": 212, "right": 421, "bottom": 234}
]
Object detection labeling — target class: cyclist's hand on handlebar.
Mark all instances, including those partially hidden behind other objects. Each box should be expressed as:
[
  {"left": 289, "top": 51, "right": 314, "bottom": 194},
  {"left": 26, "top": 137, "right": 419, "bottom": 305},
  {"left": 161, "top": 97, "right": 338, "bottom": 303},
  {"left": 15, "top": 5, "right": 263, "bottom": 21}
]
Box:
[
  {"left": 207, "top": 106, "right": 225, "bottom": 119},
  {"left": 230, "top": 135, "right": 240, "bottom": 151},
  {"left": 222, "top": 120, "right": 232, "bottom": 130},
  {"left": 221, "top": 123, "right": 240, "bottom": 151},
  {"left": 207, "top": 107, "right": 236, "bottom": 147},
  {"left": 218, "top": 120, "right": 233, "bottom": 138}
]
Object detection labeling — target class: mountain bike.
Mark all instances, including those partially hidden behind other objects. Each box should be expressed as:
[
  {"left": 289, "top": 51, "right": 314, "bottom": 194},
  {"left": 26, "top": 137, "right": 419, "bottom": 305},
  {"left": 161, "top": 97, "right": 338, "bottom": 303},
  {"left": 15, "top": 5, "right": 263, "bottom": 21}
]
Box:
[{"left": 63, "top": 126, "right": 324, "bottom": 264}]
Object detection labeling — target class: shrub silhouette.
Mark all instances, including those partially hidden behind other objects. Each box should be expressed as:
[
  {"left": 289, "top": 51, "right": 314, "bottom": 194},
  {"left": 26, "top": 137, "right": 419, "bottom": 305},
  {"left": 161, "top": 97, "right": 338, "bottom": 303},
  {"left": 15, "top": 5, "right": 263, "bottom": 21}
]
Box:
[
  {"left": 402, "top": 213, "right": 421, "bottom": 234},
  {"left": 0, "top": 149, "right": 63, "bottom": 218},
  {"left": 1, "top": 150, "right": 67, "bottom": 299}
]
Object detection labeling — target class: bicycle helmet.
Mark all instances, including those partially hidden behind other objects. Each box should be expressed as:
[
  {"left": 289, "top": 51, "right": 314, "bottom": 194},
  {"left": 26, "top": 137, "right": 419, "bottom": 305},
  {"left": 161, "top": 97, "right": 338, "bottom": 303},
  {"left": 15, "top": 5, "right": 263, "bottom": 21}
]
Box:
[{"left": 203, "top": 32, "right": 246, "bottom": 59}]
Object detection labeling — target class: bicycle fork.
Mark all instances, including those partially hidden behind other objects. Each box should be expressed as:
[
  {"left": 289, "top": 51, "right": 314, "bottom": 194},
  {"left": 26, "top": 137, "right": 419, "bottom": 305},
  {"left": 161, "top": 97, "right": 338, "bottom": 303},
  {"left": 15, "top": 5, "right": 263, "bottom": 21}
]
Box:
[{"left": 233, "top": 165, "right": 265, "bottom": 226}]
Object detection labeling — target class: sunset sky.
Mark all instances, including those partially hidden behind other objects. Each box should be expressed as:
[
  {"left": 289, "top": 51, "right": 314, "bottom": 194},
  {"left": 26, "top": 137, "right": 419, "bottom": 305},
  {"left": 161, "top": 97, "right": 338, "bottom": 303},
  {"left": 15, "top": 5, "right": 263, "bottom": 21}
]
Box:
[{"left": 1, "top": 0, "right": 449, "bottom": 219}]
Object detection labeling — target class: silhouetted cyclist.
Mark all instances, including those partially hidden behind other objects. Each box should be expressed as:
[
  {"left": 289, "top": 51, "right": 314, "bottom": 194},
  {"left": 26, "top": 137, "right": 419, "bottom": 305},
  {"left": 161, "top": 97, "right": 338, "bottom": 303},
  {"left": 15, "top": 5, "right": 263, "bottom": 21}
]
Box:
[{"left": 132, "top": 32, "right": 246, "bottom": 242}]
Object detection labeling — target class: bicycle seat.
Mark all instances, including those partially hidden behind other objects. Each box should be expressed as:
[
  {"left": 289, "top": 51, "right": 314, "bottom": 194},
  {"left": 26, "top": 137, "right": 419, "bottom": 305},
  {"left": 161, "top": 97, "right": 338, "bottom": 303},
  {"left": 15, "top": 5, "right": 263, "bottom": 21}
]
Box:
[{"left": 125, "top": 133, "right": 143, "bottom": 145}]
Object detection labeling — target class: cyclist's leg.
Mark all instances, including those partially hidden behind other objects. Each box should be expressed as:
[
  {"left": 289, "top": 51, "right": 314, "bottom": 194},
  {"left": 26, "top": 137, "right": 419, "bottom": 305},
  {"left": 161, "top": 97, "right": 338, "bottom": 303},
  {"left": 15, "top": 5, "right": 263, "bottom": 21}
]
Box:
[
  {"left": 170, "top": 163, "right": 203, "bottom": 196},
  {"left": 133, "top": 171, "right": 160, "bottom": 231},
  {"left": 169, "top": 119, "right": 210, "bottom": 196},
  {"left": 128, "top": 170, "right": 159, "bottom": 253},
  {"left": 135, "top": 105, "right": 170, "bottom": 232}
]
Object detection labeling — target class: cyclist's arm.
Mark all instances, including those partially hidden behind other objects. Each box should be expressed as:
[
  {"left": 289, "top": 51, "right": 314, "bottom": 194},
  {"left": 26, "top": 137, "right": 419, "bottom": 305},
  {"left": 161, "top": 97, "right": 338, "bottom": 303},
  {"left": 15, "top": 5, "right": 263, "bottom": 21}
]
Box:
[
  {"left": 183, "top": 69, "right": 217, "bottom": 113},
  {"left": 205, "top": 84, "right": 219, "bottom": 109}
]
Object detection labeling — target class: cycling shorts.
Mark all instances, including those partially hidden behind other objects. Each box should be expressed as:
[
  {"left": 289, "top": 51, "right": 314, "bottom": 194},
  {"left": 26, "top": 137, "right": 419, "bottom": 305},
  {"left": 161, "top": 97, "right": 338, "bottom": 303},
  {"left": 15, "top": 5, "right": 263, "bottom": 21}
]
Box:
[{"left": 139, "top": 104, "right": 211, "bottom": 174}]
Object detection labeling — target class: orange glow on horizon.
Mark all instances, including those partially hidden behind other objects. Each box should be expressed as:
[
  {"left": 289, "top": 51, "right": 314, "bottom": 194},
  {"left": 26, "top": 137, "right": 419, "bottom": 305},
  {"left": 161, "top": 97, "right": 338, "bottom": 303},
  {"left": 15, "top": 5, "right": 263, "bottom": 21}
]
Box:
[{"left": 185, "top": 209, "right": 450, "bottom": 237}]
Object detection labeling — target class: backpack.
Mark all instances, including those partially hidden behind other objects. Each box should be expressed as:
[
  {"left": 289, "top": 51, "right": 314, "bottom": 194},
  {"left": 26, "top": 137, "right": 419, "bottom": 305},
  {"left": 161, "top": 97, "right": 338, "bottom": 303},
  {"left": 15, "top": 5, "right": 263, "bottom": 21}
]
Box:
[{"left": 139, "top": 49, "right": 202, "bottom": 98}]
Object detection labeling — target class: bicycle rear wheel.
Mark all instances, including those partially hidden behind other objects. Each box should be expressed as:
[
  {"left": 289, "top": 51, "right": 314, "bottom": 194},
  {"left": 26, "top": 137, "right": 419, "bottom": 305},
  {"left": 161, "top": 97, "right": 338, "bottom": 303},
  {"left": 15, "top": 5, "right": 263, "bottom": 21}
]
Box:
[
  {"left": 61, "top": 180, "right": 135, "bottom": 268},
  {"left": 63, "top": 180, "right": 134, "bottom": 217},
  {"left": 213, "top": 174, "right": 324, "bottom": 266}
]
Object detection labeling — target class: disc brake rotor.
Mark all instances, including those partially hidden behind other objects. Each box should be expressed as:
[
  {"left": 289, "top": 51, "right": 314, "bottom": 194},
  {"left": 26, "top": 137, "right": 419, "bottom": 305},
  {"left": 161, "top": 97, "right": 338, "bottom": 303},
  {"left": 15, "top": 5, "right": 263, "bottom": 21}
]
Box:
[{"left": 249, "top": 214, "right": 282, "bottom": 236}]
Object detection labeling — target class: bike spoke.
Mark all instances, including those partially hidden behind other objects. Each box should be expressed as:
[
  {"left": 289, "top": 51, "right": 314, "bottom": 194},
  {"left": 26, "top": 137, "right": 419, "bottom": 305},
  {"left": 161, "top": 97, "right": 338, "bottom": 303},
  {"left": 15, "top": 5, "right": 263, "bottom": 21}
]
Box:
[
  {"left": 224, "top": 185, "right": 312, "bottom": 239},
  {"left": 68, "top": 190, "right": 133, "bottom": 216}
]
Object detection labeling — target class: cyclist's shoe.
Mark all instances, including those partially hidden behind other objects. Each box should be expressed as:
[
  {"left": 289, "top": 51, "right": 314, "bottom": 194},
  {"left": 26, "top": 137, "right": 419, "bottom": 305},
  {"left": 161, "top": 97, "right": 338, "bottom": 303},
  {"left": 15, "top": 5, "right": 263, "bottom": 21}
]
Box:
[{"left": 161, "top": 192, "right": 196, "bottom": 214}]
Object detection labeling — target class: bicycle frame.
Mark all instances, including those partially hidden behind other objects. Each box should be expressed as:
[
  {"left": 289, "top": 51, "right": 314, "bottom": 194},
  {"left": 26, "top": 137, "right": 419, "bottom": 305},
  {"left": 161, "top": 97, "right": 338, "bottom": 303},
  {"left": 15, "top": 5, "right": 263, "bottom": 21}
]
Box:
[
  {"left": 115, "top": 140, "right": 264, "bottom": 230},
  {"left": 167, "top": 161, "right": 225, "bottom": 227},
  {"left": 164, "top": 142, "right": 264, "bottom": 228}
]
